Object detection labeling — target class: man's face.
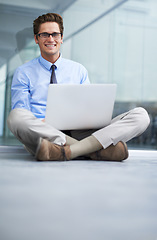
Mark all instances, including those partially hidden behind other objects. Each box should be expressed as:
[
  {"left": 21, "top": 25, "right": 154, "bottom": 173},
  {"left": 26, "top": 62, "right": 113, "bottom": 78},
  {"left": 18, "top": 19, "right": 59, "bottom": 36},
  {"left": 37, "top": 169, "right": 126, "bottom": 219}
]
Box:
[{"left": 34, "top": 22, "right": 63, "bottom": 62}]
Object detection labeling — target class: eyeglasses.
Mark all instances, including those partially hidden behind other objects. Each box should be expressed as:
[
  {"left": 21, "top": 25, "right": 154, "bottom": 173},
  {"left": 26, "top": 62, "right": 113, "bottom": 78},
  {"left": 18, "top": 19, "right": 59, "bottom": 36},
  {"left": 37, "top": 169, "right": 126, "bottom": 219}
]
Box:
[{"left": 36, "top": 32, "right": 62, "bottom": 40}]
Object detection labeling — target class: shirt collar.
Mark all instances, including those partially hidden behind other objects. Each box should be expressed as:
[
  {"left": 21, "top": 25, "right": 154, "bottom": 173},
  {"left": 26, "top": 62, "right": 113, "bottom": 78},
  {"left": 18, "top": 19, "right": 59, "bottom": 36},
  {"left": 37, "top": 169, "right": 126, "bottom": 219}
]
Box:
[{"left": 39, "top": 54, "right": 62, "bottom": 71}]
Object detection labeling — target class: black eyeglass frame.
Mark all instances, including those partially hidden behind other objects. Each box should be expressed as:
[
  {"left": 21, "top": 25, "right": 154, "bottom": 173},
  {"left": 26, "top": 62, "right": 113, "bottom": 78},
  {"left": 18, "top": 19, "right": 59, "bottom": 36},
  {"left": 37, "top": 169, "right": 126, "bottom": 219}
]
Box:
[{"left": 36, "top": 32, "right": 62, "bottom": 39}]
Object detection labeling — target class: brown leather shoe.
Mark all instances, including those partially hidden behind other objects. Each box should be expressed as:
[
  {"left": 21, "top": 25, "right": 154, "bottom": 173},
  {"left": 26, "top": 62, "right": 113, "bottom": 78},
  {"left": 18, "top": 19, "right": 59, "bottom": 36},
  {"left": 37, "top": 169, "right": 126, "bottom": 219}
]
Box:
[
  {"left": 36, "top": 139, "right": 71, "bottom": 161},
  {"left": 90, "top": 141, "right": 129, "bottom": 161}
]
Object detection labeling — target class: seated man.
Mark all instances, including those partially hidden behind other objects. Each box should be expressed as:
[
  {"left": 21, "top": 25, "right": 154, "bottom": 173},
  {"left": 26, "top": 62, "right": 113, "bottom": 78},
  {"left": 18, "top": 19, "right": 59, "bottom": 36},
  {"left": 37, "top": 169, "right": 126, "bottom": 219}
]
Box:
[{"left": 7, "top": 13, "right": 150, "bottom": 161}]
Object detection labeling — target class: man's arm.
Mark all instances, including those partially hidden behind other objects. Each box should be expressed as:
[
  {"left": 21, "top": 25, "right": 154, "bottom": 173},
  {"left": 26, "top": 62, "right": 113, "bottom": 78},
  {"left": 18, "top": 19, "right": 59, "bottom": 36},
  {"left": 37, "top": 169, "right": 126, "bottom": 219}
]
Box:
[
  {"left": 80, "top": 65, "right": 90, "bottom": 85},
  {"left": 11, "top": 68, "right": 31, "bottom": 111}
]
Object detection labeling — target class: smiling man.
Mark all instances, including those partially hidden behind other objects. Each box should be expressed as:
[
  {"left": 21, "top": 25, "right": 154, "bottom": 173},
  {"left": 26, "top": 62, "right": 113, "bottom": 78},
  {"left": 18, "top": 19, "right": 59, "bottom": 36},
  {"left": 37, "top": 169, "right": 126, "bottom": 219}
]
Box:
[{"left": 7, "top": 13, "right": 150, "bottom": 161}]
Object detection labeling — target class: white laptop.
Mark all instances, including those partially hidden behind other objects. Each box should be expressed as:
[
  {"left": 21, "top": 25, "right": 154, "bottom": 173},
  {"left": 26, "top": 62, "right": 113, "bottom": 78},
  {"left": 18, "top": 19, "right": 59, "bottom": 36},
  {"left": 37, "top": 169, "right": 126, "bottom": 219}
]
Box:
[{"left": 45, "top": 84, "right": 117, "bottom": 130}]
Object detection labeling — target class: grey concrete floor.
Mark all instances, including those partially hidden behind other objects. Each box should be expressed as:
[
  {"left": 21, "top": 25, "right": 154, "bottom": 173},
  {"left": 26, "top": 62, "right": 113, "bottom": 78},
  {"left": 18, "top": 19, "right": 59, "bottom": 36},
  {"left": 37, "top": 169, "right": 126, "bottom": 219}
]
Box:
[{"left": 0, "top": 146, "right": 157, "bottom": 240}]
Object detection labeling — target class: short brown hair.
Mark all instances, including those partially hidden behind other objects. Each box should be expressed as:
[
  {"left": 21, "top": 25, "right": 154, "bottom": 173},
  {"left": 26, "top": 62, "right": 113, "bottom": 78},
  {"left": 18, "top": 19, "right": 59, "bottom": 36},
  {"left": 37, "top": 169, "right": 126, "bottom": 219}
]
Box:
[{"left": 33, "top": 13, "right": 64, "bottom": 36}]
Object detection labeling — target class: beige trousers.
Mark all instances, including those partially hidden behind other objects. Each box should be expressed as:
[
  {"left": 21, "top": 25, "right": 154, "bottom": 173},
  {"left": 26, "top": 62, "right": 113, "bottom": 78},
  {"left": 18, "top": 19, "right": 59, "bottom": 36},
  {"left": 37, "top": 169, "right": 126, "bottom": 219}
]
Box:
[{"left": 7, "top": 107, "right": 150, "bottom": 156}]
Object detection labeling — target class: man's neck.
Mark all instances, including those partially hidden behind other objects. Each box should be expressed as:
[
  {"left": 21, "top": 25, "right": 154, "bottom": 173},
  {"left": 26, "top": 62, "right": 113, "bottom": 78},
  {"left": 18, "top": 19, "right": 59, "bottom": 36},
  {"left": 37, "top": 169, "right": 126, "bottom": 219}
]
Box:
[{"left": 41, "top": 53, "right": 60, "bottom": 64}]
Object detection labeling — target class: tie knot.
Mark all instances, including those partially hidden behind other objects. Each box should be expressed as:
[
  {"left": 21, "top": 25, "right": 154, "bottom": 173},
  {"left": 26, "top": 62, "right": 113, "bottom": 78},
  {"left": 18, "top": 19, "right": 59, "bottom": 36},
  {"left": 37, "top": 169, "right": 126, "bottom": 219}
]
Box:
[{"left": 51, "top": 64, "right": 56, "bottom": 71}]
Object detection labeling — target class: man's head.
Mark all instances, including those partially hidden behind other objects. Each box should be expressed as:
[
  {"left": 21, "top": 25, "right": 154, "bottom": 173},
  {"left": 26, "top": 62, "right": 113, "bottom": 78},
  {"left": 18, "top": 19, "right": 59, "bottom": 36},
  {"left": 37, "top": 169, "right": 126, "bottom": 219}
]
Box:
[
  {"left": 33, "top": 13, "right": 64, "bottom": 36},
  {"left": 33, "top": 13, "right": 64, "bottom": 63}
]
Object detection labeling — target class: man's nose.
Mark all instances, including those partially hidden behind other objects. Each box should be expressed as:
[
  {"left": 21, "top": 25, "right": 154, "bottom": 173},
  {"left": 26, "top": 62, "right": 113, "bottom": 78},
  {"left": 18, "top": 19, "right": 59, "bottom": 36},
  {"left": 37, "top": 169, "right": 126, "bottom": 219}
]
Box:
[{"left": 48, "top": 35, "right": 54, "bottom": 40}]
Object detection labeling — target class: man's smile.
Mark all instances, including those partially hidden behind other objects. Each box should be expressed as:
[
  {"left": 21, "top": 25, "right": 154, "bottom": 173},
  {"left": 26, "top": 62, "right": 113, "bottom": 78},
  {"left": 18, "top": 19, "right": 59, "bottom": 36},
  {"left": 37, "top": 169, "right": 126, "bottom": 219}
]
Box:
[{"left": 45, "top": 43, "right": 56, "bottom": 48}]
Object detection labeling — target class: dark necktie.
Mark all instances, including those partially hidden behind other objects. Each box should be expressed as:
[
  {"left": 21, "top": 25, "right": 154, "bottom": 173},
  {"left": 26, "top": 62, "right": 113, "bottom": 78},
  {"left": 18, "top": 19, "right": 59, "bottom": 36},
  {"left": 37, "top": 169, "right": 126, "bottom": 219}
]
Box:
[{"left": 50, "top": 64, "right": 57, "bottom": 84}]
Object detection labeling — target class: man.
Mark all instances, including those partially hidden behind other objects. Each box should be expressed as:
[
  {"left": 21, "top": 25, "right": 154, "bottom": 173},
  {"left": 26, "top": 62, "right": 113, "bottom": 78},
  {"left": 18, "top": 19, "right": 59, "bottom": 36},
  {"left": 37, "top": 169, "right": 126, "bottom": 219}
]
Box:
[{"left": 7, "top": 13, "right": 150, "bottom": 161}]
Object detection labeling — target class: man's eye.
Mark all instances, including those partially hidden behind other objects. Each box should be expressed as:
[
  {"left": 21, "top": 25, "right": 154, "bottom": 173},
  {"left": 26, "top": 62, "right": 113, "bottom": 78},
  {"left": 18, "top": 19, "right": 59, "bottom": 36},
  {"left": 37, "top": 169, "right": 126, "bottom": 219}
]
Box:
[{"left": 42, "top": 33, "right": 49, "bottom": 37}]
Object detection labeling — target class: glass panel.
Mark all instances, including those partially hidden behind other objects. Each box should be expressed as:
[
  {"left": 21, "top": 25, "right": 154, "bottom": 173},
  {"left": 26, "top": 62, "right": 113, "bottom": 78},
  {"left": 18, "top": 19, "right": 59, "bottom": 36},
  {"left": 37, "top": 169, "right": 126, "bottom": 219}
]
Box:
[
  {"left": 0, "top": 65, "right": 6, "bottom": 136},
  {"left": 63, "top": 0, "right": 128, "bottom": 39}
]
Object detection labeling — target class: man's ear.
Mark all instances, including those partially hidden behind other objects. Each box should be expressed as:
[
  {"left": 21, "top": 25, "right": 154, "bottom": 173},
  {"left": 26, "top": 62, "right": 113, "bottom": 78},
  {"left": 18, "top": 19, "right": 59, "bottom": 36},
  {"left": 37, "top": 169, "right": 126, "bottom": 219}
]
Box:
[
  {"left": 34, "top": 35, "right": 38, "bottom": 44},
  {"left": 61, "top": 37, "right": 63, "bottom": 44}
]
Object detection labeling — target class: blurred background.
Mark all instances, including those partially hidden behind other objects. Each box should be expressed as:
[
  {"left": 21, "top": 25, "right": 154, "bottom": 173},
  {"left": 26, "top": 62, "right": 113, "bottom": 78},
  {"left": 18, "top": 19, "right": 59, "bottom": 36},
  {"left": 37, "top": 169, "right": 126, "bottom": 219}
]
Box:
[{"left": 0, "top": 0, "right": 157, "bottom": 149}]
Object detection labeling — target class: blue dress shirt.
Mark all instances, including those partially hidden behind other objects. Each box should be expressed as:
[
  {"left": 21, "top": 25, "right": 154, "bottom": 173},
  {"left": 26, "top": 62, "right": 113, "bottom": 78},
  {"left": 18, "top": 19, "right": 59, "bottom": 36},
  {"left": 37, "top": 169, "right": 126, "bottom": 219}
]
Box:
[{"left": 11, "top": 55, "right": 90, "bottom": 119}]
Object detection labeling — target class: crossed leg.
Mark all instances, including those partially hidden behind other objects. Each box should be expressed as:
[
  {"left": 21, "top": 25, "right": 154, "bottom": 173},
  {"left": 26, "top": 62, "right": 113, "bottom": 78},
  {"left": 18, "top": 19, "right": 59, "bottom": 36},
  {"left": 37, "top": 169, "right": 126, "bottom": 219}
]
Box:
[{"left": 7, "top": 107, "right": 150, "bottom": 161}]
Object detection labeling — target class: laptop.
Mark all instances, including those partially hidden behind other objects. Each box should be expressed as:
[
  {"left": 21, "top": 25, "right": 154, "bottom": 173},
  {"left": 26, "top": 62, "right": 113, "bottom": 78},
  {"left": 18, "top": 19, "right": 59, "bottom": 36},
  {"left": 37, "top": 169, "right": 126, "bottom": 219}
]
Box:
[{"left": 45, "top": 84, "right": 117, "bottom": 130}]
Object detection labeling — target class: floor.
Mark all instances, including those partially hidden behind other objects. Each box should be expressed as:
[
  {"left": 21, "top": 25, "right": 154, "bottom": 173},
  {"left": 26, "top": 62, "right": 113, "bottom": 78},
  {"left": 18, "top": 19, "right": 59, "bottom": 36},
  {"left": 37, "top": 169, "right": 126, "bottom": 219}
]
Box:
[{"left": 0, "top": 146, "right": 157, "bottom": 240}]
